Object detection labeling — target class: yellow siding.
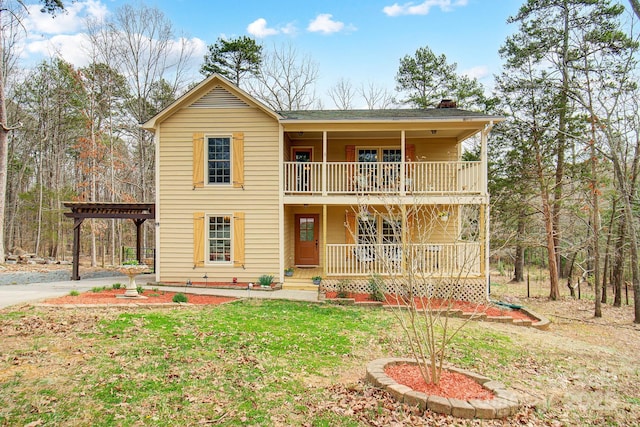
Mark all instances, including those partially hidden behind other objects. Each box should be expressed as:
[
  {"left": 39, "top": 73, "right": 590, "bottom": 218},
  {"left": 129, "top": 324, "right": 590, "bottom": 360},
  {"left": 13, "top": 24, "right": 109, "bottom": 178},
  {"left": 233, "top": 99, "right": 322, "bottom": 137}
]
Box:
[{"left": 157, "top": 106, "right": 280, "bottom": 284}]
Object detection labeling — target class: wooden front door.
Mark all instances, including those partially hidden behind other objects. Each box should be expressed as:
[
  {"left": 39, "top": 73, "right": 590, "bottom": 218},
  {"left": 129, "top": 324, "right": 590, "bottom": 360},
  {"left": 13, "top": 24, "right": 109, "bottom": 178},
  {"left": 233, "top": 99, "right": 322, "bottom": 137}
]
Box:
[{"left": 295, "top": 214, "right": 319, "bottom": 265}]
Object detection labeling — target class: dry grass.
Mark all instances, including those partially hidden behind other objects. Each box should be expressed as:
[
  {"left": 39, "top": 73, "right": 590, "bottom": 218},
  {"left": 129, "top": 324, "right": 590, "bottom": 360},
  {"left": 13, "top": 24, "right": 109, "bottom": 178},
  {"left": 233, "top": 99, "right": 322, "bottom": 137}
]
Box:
[{"left": 1, "top": 273, "right": 639, "bottom": 426}]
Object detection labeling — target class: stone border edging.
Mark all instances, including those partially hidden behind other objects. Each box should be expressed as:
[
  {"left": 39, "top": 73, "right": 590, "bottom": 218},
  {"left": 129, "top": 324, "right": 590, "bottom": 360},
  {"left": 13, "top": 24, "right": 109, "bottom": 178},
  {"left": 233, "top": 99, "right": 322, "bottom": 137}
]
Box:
[
  {"left": 365, "top": 357, "right": 523, "bottom": 419},
  {"left": 324, "top": 298, "right": 551, "bottom": 330}
]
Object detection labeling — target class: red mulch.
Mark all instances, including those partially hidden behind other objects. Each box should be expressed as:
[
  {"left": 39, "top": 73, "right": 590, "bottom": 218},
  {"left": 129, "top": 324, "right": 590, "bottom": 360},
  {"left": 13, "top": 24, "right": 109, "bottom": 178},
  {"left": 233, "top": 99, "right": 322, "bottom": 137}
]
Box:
[
  {"left": 43, "top": 288, "right": 236, "bottom": 305},
  {"left": 325, "top": 292, "right": 535, "bottom": 321},
  {"left": 385, "top": 363, "right": 495, "bottom": 401}
]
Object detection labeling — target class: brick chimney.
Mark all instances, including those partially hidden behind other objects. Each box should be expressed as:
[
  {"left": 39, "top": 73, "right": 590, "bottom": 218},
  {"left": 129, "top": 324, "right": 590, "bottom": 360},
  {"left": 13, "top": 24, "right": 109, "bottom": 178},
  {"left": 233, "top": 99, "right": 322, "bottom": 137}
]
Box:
[{"left": 437, "top": 99, "right": 457, "bottom": 108}]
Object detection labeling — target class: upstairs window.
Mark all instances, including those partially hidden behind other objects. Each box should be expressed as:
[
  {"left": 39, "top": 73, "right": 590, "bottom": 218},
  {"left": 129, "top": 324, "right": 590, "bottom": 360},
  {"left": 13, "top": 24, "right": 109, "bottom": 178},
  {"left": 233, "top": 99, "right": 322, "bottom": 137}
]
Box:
[{"left": 207, "top": 137, "right": 231, "bottom": 184}]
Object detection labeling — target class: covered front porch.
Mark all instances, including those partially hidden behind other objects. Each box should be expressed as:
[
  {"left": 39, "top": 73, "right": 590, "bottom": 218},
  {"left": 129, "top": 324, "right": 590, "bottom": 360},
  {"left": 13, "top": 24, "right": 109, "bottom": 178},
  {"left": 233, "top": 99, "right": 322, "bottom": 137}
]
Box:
[{"left": 283, "top": 204, "right": 486, "bottom": 280}]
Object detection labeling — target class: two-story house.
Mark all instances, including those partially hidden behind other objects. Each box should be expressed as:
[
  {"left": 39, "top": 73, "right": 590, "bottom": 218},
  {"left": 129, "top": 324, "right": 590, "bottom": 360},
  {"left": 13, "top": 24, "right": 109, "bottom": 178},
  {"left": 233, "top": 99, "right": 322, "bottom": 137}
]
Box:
[{"left": 142, "top": 74, "right": 502, "bottom": 303}]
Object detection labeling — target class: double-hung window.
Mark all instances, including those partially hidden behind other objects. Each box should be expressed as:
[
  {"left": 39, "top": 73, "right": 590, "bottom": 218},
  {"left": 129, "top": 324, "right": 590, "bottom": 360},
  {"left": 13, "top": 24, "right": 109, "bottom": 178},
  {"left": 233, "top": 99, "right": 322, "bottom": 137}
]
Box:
[
  {"left": 208, "top": 215, "right": 231, "bottom": 262},
  {"left": 207, "top": 137, "right": 231, "bottom": 185}
]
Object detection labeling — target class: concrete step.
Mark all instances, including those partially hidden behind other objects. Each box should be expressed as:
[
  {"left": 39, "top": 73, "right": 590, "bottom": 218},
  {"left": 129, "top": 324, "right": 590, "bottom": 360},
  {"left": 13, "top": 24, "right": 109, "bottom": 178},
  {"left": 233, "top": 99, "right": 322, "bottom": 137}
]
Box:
[{"left": 282, "top": 280, "right": 320, "bottom": 291}]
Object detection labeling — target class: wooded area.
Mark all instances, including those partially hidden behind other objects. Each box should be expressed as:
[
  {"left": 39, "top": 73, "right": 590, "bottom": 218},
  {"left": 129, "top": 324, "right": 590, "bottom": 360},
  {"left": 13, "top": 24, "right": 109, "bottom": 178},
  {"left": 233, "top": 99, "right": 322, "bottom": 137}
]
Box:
[{"left": 0, "top": 0, "right": 639, "bottom": 321}]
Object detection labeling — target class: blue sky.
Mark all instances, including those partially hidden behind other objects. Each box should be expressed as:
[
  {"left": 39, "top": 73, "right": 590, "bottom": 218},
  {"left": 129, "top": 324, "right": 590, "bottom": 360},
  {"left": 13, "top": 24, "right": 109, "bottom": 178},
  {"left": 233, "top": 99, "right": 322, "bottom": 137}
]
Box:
[{"left": 22, "top": 0, "right": 529, "bottom": 105}]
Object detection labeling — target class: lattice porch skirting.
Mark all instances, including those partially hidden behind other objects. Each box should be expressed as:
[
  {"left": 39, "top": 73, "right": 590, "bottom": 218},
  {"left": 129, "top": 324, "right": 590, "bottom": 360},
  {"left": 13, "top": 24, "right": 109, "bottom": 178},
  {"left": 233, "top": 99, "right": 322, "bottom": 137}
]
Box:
[{"left": 321, "top": 277, "right": 488, "bottom": 304}]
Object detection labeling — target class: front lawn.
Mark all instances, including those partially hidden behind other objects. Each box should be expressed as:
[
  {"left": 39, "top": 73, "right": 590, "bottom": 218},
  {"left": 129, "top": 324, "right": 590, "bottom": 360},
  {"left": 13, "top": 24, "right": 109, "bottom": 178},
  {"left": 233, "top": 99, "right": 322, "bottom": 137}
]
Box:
[{"left": 1, "top": 299, "right": 638, "bottom": 426}]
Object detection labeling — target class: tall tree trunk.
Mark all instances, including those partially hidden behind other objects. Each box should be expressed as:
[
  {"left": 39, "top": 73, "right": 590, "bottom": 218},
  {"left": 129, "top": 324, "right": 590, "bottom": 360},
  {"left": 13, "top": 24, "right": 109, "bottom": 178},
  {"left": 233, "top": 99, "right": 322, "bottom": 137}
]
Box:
[
  {"left": 0, "top": 16, "right": 8, "bottom": 263},
  {"left": 513, "top": 214, "right": 525, "bottom": 282},
  {"left": 612, "top": 218, "right": 625, "bottom": 307},
  {"left": 601, "top": 198, "right": 616, "bottom": 305},
  {"left": 552, "top": 0, "right": 571, "bottom": 280}
]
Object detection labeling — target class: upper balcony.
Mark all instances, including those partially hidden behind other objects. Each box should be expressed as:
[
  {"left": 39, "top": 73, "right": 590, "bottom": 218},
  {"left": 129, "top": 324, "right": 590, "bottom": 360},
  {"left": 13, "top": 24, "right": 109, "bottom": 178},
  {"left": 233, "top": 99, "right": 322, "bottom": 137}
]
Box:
[{"left": 283, "top": 160, "right": 484, "bottom": 197}]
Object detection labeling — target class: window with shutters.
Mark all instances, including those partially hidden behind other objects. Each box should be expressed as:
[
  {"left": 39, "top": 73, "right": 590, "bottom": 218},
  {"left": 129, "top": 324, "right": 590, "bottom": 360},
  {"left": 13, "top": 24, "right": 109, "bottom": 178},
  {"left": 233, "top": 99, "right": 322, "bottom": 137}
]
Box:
[
  {"left": 207, "top": 137, "right": 231, "bottom": 185},
  {"left": 208, "top": 215, "right": 232, "bottom": 263}
]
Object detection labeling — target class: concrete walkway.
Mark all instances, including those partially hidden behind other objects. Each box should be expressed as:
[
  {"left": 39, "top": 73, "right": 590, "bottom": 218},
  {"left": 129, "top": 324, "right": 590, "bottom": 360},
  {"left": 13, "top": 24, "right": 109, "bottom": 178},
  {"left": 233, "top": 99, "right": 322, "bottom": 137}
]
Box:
[{"left": 0, "top": 274, "right": 319, "bottom": 309}]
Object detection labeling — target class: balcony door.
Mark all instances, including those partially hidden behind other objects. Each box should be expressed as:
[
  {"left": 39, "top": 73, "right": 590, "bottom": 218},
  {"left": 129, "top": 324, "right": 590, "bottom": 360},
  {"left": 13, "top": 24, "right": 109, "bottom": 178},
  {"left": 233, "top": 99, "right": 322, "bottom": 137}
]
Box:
[
  {"left": 295, "top": 214, "right": 319, "bottom": 266},
  {"left": 356, "top": 148, "right": 403, "bottom": 191},
  {"left": 293, "top": 148, "right": 312, "bottom": 192}
]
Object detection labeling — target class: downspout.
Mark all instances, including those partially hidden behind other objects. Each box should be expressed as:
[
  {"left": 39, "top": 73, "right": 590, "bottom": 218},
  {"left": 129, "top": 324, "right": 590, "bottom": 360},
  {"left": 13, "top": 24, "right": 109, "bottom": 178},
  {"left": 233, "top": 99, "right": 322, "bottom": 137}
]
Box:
[{"left": 278, "top": 124, "right": 285, "bottom": 284}]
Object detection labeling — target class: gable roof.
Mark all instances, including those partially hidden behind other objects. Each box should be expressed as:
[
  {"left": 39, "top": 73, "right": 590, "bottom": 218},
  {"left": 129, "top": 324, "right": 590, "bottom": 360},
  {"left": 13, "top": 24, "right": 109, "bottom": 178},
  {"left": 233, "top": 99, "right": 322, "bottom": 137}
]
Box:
[
  {"left": 142, "top": 73, "right": 503, "bottom": 132},
  {"left": 141, "top": 74, "right": 281, "bottom": 131},
  {"left": 278, "top": 108, "right": 502, "bottom": 123}
]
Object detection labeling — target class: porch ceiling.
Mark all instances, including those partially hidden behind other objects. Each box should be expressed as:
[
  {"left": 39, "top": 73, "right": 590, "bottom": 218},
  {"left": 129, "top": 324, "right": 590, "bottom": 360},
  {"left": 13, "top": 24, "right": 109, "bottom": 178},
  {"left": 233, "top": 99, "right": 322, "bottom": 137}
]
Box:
[{"left": 285, "top": 128, "right": 480, "bottom": 142}]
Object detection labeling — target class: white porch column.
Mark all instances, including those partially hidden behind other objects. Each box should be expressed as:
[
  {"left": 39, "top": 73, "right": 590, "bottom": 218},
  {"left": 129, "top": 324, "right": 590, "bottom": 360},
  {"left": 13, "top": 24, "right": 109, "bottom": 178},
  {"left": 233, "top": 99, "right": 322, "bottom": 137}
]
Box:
[
  {"left": 322, "top": 131, "right": 327, "bottom": 196},
  {"left": 322, "top": 204, "right": 327, "bottom": 273},
  {"left": 400, "top": 130, "right": 406, "bottom": 196}
]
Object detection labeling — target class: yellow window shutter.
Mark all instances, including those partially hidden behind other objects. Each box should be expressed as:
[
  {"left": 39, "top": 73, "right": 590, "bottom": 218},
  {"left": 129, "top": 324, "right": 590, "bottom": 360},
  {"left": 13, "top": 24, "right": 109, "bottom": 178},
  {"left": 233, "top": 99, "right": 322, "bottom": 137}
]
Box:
[
  {"left": 193, "top": 133, "right": 204, "bottom": 188},
  {"left": 233, "top": 211, "right": 245, "bottom": 267},
  {"left": 233, "top": 132, "right": 244, "bottom": 188},
  {"left": 193, "top": 212, "right": 205, "bottom": 267}
]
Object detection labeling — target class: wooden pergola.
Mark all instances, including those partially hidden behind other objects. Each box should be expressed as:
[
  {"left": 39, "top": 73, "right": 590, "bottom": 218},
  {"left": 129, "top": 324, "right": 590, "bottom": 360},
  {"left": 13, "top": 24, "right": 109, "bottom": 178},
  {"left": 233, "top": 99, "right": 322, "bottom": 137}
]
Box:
[{"left": 64, "top": 202, "right": 155, "bottom": 280}]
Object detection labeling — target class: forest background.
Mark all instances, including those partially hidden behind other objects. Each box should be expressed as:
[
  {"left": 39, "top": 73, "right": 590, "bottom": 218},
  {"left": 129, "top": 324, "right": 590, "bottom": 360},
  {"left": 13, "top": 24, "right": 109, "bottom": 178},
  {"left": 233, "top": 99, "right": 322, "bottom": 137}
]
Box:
[{"left": 1, "top": 0, "right": 640, "bottom": 322}]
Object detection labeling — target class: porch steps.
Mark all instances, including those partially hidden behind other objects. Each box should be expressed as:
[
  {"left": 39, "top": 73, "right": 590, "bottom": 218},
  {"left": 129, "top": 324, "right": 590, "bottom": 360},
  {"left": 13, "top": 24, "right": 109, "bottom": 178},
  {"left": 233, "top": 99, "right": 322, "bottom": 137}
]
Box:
[{"left": 282, "top": 278, "right": 320, "bottom": 291}]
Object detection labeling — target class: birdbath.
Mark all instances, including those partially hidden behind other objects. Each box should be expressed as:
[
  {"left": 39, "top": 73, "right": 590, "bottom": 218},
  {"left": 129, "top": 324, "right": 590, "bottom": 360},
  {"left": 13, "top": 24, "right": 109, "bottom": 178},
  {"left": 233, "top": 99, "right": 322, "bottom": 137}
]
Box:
[{"left": 117, "top": 264, "right": 149, "bottom": 298}]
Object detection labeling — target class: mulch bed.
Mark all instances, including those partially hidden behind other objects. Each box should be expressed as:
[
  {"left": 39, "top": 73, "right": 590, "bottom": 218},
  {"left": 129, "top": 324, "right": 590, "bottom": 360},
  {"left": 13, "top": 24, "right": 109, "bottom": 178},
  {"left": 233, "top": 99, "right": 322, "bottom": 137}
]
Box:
[
  {"left": 43, "top": 288, "right": 236, "bottom": 305},
  {"left": 385, "top": 363, "right": 495, "bottom": 400},
  {"left": 325, "top": 292, "right": 535, "bottom": 321}
]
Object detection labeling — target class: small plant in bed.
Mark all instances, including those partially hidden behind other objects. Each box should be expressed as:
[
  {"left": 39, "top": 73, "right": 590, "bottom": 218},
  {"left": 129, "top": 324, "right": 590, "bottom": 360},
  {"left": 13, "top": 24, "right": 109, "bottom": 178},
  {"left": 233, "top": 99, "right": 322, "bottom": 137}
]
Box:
[
  {"left": 69, "top": 290, "right": 80, "bottom": 296},
  {"left": 91, "top": 286, "right": 106, "bottom": 293},
  {"left": 112, "top": 283, "right": 122, "bottom": 290},
  {"left": 258, "top": 274, "right": 274, "bottom": 287},
  {"left": 336, "top": 279, "right": 350, "bottom": 298},
  {"left": 368, "top": 274, "right": 385, "bottom": 302},
  {"left": 172, "top": 293, "right": 188, "bottom": 303}
]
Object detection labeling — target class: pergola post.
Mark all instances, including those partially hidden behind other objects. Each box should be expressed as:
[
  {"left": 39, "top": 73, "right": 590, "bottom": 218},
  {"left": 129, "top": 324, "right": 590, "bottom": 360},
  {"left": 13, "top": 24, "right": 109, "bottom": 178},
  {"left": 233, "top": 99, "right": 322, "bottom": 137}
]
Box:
[
  {"left": 134, "top": 219, "right": 145, "bottom": 264},
  {"left": 72, "top": 218, "right": 83, "bottom": 280}
]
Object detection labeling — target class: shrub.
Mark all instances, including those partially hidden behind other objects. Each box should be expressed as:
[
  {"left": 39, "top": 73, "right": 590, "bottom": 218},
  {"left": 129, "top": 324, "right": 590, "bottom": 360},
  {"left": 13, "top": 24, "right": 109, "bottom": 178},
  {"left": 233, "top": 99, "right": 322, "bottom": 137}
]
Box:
[
  {"left": 137, "top": 286, "right": 144, "bottom": 294},
  {"left": 112, "top": 283, "right": 122, "bottom": 290},
  {"left": 336, "top": 279, "right": 350, "bottom": 298},
  {"left": 122, "top": 260, "right": 139, "bottom": 266},
  {"left": 258, "top": 274, "right": 274, "bottom": 287},
  {"left": 172, "top": 293, "right": 188, "bottom": 303},
  {"left": 91, "top": 286, "right": 105, "bottom": 293},
  {"left": 368, "top": 274, "right": 385, "bottom": 302},
  {"left": 69, "top": 290, "right": 80, "bottom": 296}
]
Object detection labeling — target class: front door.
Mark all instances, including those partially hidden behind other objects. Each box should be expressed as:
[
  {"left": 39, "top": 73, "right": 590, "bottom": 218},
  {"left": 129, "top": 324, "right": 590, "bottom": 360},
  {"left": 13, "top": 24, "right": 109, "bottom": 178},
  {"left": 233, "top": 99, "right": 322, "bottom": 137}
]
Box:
[{"left": 295, "top": 214, "right": 319, "bottom": 265}]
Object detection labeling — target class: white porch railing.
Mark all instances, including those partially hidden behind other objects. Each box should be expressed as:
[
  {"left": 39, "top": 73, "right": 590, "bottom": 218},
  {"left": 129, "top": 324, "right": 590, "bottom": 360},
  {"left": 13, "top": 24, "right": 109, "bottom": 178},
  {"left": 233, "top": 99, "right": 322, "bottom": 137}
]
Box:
[
  {"left": 283, "top": 161, "right": 482, "bottom": 195},
  {"left": 325, "top": 243, "right": 481, "bottom": 277}
]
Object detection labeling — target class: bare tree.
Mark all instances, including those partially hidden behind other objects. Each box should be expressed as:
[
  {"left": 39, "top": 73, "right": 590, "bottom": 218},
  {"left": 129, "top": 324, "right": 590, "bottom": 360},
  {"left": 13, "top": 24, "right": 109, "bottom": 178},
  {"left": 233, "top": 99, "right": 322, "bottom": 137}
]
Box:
[
  {"left": 327, "top": 78, "right": 355, "bottom": 110},
  {"left": 360, "top": 81, "right": 394, "bottom": 110},
  {"left": 245, "top": 43, "right": 319, "bottom": 111},
  {"left": 0, "top": 0, "right": 66, "bottom": 262},
  {"left": 335, "top": 199, "right": 484, "bottom": 384}
]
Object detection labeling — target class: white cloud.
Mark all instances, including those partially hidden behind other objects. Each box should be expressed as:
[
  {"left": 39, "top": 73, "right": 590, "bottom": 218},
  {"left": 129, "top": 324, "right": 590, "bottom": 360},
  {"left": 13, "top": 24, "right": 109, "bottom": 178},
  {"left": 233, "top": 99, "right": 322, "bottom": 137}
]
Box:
[
  {"left": 383, "top": 0, "right": 468, "bottom": 17},
  {"left": 26, "top": 33, "right": 92, "bottom": 66},
  {"left": 247, "top": 18, "right": 279, "bottom": 38},
  {"left": 307, "top": 14, "right": 352, "bottom": 34},
  {"left": 26, "top": 0, "right": 108, "bottom": 35},
  {"left": 247, "top": 18, "right": 298, "bottom": 38},
  {"left": 462, "top": 65, "right": 489, "bottom": 80}
]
